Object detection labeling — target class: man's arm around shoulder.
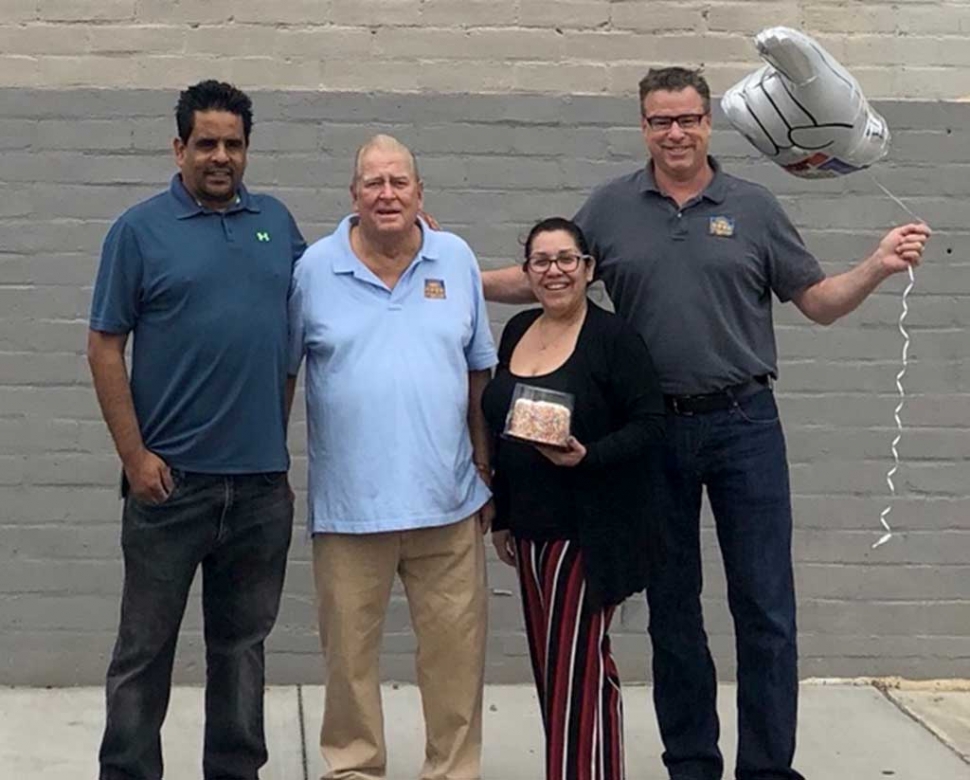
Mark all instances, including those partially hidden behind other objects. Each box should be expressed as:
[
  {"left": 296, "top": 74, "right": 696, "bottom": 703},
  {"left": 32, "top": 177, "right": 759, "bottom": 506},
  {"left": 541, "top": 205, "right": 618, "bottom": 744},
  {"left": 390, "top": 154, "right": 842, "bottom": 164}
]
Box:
[
  {"left": 481, "top": 265, "right": 535, "bottom": 304},
  {"left": 424, "top": 212, "right": 534, "bottom": 304}
]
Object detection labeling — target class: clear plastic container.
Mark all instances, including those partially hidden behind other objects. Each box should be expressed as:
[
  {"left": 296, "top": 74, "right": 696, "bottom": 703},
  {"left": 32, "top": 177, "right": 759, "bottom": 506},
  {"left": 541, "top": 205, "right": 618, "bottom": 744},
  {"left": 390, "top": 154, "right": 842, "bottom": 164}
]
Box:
[{"left": 502, "top": 383, "right": 574, "bottom": 449}]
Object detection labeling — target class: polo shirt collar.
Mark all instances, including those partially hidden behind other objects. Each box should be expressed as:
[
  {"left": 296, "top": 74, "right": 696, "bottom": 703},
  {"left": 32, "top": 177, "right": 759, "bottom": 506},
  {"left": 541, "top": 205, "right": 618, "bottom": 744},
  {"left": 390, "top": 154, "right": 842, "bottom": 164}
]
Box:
[
  {"left": 169, "top": 174, "right": 261, "bottom": 219},
  {"left": 332, "top": 215, "right": 438, "bottom": 276},
  {"left": 638, "top": 156, "right": 728, "bottom": 205}
]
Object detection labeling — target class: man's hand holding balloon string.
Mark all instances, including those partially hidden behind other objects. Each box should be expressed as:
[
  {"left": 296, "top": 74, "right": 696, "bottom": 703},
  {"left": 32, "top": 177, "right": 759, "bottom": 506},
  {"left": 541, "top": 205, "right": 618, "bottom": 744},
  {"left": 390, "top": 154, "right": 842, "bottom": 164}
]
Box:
[
  {"left": 863, "top": 175, "right": 929, "bottom": 548},
  {"left": 722, "top": 26, "right": 933, "bottom": 548}
]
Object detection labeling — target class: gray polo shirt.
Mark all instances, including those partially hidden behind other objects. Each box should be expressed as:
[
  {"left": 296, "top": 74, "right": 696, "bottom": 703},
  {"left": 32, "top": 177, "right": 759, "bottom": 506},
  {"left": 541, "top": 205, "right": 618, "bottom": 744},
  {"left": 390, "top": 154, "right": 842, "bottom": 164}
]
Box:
[{"left": 575, "top": 157, "right": 825, "bottom": 395}]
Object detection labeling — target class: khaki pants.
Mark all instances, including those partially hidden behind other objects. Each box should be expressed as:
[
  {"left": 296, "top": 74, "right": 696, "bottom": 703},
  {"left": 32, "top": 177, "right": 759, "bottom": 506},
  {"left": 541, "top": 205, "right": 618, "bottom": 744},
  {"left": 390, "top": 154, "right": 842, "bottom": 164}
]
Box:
[{"left": 313, "top": 515, "right": 487, "bottom": 780}]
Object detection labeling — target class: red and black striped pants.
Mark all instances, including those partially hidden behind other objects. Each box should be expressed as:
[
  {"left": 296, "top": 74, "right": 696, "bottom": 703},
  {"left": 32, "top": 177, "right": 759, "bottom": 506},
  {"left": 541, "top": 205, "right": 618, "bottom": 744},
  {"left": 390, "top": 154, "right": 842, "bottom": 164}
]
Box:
[{"left": 515, "top": 537, "right": 625, "bottom": 780}]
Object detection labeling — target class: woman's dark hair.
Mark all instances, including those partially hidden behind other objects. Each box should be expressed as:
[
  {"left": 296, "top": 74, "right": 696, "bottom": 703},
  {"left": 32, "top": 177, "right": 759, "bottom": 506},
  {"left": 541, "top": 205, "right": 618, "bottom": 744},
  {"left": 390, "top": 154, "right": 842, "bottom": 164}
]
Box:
[
  {"left": 176, "top": 80, "right": 253, "bottom": 145},
  {"left": 522, "top": 217, "right": 591, "bottom": 267}
]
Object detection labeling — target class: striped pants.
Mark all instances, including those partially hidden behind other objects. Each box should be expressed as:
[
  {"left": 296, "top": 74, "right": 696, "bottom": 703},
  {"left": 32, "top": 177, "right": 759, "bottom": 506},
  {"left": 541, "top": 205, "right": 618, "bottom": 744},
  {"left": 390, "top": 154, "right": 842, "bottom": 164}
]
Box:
[{"left": 515, "top": 537, "right": 624, "bottom": 780}]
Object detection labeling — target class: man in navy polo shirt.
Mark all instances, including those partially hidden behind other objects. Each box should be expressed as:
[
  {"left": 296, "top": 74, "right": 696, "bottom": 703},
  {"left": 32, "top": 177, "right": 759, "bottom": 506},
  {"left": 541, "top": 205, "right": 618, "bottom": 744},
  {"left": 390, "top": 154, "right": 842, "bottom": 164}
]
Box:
[
  {"left": 87, "top": 80, "right": 306, "bottom": 780},
  {"left": 483, "top": 68, "right": 929, "bottom": 780},
  {"left": 288, "top": 134, "right": 496, "bottom": 780}
]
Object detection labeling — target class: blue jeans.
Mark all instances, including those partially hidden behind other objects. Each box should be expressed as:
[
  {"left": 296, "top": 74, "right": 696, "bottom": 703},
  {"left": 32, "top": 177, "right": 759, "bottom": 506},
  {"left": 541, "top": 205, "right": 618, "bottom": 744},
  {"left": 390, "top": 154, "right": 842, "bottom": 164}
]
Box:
[
  {"left": 99, "top": 470, "right": 293, "bottom": 780},
  {"left": 646, "top": 389, "right": 805, "bottom": 780}
]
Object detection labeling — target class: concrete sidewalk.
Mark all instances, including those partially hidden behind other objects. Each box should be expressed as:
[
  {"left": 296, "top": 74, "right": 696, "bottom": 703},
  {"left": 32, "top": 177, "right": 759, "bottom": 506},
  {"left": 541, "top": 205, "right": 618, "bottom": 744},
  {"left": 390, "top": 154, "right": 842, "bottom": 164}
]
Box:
[{"left": 1, "top": 683, "right": 968, "bottom": 779}]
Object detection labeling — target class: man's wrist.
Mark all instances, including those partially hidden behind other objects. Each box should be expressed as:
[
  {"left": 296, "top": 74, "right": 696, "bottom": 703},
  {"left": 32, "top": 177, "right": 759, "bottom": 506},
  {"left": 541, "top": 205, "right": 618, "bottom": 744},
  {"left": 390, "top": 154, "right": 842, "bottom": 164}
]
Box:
[
  {"left": 866, "top": 248, "right": 896, "bottom": 281},
  {"left": 119, "top": 444, "right": 147, "bottom": 469}
]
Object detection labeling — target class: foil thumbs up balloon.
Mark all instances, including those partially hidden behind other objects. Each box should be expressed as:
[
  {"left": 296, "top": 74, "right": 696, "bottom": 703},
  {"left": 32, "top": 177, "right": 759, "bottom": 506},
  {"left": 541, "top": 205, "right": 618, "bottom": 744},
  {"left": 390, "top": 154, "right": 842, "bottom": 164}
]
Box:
[{"left": 721, "top": 27, "right": 890, "bottom": 178}]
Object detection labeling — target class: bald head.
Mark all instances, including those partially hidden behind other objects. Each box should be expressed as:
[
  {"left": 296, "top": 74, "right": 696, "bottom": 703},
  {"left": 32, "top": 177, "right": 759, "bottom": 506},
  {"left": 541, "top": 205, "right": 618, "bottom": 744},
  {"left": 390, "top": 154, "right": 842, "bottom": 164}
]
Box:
[{"left": 352, "top": 134, "right": 420, "bottom": 187}]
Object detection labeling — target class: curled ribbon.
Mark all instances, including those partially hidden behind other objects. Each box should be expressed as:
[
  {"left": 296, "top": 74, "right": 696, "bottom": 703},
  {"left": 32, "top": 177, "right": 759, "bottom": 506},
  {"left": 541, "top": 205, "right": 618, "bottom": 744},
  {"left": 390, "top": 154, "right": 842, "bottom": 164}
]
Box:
[
  {"left": 873, "top": 262, "right": 915, "bottom": 549},
  {"left": 866, "top": 171, "right": 923, "bottom": 549}
]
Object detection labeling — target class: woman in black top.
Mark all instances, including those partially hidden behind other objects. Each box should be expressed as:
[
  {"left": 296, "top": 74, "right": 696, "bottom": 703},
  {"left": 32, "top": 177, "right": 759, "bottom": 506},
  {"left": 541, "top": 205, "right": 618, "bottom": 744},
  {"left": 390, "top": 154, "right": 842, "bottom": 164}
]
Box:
[{"left": 482, "top": 217, "right": 667, "bottom": 780}]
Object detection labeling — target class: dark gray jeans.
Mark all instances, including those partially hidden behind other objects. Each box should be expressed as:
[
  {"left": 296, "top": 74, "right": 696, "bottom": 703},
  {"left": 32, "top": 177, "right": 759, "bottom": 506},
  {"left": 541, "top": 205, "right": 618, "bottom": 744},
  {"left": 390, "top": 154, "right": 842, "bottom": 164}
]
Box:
[
  {"left": 99, "top": 470, "right": 293, "bottom": 780},
  {"left": 648, "top": 389, "right": 804, "bottom": 780}
]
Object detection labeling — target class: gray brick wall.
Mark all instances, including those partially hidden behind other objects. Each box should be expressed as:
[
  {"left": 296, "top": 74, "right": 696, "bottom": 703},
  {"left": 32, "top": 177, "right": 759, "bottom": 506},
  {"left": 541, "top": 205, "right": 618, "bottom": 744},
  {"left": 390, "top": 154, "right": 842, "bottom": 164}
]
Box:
[
  {"left": 0, "top": 88, "right": 967, "bottom": 685},
  {"left": 2, "top": 2, "right": 970, "bottom": 98}
]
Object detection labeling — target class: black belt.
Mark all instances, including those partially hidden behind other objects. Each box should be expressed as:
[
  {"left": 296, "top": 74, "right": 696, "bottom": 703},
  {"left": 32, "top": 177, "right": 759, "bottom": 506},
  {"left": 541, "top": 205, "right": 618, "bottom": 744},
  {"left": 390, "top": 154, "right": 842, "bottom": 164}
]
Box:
[{"left": 665, "top": 375, "right": 770, "bottom": 415}]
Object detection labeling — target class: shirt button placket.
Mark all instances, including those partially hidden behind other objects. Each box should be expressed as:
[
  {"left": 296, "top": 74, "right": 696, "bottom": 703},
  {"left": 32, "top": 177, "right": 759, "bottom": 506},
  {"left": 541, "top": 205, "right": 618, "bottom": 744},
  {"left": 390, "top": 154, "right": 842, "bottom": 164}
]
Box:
[{"left": 672, "top": 209, "right": 688, "bottom": 241}]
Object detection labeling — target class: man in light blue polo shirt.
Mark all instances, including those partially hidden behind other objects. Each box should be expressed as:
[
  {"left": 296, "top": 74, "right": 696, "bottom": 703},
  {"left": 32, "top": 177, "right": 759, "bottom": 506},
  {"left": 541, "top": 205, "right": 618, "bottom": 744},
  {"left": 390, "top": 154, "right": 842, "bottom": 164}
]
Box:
[{"left": 287, "top": 134, "right": 496, "bottom": 780}]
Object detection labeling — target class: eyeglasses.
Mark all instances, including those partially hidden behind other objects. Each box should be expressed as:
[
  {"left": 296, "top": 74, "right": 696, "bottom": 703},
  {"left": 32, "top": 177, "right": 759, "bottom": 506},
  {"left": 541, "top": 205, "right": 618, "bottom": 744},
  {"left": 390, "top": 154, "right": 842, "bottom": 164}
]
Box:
[
  {"left": 643, "top": 113, "right": 707, "bottom": 131},
  {"left": 525, "top": 252, "right": 590, "bottom": 273}
]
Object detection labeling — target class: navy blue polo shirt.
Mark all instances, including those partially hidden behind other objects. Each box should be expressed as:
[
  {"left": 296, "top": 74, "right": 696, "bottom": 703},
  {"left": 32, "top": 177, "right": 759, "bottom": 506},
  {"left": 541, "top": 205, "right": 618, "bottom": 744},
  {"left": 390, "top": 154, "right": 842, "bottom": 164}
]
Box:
[
  {"left": 575, "top": 158, "right": 825, "bottom": 395},
  {"left": 90, "top": 175, "right": 307, "bottom": 473}
]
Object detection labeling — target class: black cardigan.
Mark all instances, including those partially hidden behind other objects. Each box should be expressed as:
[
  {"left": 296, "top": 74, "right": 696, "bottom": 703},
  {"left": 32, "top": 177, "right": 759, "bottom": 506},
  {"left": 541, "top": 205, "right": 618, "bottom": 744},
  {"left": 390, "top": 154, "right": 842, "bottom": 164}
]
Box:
[{"left": 482, "top": 302, "right": 669, "bottom": 608}]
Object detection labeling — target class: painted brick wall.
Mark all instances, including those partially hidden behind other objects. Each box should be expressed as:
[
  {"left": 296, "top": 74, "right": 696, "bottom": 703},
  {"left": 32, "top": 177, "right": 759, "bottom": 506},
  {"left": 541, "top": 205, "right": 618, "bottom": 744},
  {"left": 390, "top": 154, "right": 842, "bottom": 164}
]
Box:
[
  {"left": 0, "top": 88, "right": 967, "bottom": 685},
  {"left": 1, "top": 2, "right": 970, "bottom": 97}
]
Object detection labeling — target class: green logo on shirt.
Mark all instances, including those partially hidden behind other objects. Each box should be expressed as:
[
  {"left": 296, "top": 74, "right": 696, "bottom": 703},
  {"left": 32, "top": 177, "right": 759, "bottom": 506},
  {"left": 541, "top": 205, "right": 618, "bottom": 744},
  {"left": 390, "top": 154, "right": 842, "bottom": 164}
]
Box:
[{"left": 256, "top": 231, "right": 271, "bottom": 242}]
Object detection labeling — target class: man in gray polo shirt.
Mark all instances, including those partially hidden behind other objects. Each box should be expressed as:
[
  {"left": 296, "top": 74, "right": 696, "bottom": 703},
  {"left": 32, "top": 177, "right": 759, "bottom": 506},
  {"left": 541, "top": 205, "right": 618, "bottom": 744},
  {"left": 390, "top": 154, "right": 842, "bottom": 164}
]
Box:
[{"left": 482, "top": 67, "right": 929, "bottom": 780}]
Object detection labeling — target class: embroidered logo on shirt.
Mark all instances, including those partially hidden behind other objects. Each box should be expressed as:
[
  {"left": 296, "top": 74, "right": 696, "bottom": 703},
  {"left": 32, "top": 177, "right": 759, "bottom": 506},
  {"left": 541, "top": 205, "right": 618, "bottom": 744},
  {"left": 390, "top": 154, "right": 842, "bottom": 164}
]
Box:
[
  {"left": 708, "top": 216, "right": 735, "bottom": 237},
  {"left": 256, "top": 231, "right": 271, "bottom": 242},
  {"left": 424, "top": 279, "right": 446, "bottom": 299}
]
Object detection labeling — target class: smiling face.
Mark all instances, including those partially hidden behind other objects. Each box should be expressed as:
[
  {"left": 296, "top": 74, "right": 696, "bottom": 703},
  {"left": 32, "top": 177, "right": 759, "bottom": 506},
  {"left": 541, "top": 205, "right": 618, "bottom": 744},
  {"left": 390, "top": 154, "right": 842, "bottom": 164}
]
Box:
[
  {"left": 351, "top": 146, "right": 424, "bottom": 240},
  {"left": 173, "top": 109, "right": 247, "bottom": 210},
  {"left": 640, "top": 86, "right": 712, "bottom": 183},
  {"left": 524, "top": 228, "right": 594, "bottom": 314}
]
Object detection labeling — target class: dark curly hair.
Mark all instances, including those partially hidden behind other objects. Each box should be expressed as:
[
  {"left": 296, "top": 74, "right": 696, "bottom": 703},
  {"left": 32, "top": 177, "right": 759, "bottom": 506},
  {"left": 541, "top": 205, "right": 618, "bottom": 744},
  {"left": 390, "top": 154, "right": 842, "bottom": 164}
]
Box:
[{"left": 176, "top": 80, "right": 253, "bottom": 144}]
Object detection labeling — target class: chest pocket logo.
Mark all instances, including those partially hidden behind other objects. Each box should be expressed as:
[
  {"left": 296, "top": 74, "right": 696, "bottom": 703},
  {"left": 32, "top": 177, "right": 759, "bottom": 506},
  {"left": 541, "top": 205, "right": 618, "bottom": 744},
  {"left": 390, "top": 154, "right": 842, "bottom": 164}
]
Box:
[
  {"left": 256, "top": 231, "right": 271, "bottom": 242},
  {"left": 708, "top": 216, "right": 735, "bottom": 238},
  {"left": 424, "top": 279, "right": 446, "bottom": 299}
]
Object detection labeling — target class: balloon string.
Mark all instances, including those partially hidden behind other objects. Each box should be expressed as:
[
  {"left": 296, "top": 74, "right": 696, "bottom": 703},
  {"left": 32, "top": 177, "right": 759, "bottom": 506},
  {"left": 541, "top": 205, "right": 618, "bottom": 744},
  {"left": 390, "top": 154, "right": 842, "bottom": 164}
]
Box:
[
  {"left": 873, "top": 262, "right": 914, "bottom": 549},
  {"left": 866, "top": 171, "right": 921, "bottom": 549},
  {"left": 866, "top": 170, "right": 925, "bottom": 223}
]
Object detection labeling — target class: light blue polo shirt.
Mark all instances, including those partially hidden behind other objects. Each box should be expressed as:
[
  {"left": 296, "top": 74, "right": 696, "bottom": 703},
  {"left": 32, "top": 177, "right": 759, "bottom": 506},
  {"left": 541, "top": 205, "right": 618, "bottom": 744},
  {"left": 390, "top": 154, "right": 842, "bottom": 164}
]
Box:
[{"left": 288, "top": 216, "right": 497, "bottom": 534}]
